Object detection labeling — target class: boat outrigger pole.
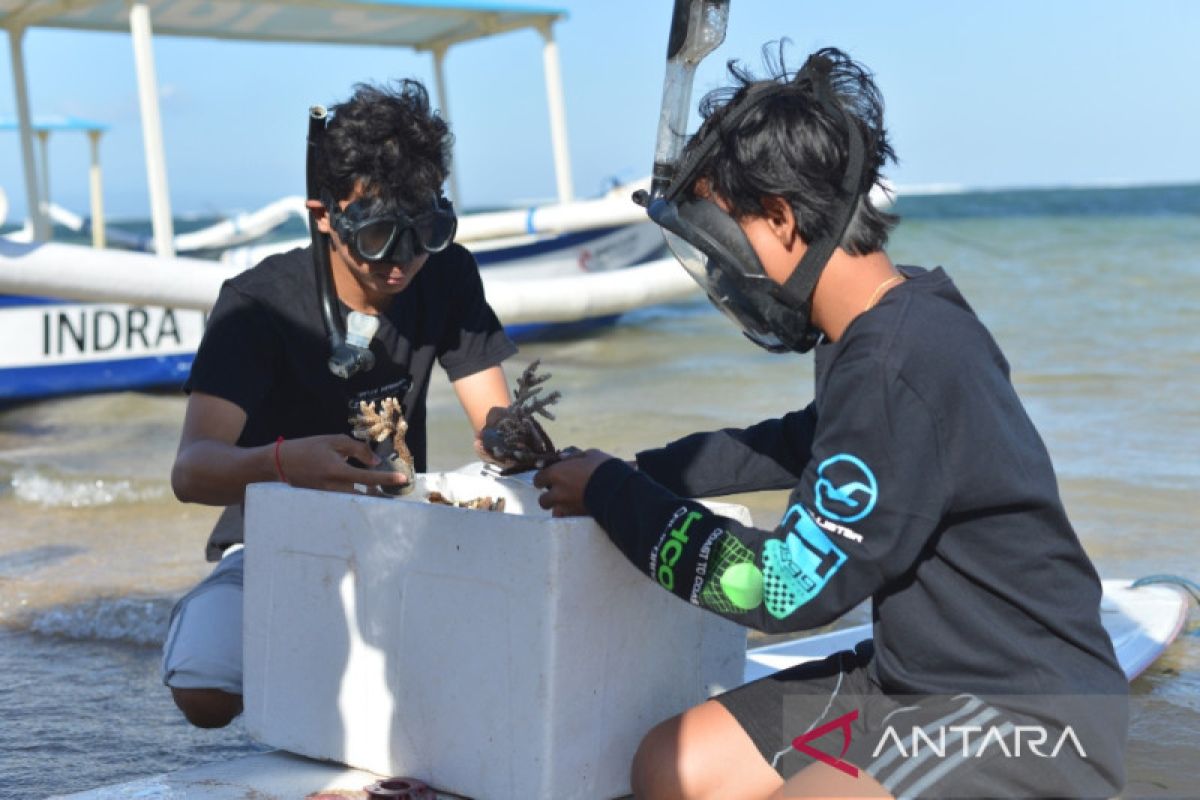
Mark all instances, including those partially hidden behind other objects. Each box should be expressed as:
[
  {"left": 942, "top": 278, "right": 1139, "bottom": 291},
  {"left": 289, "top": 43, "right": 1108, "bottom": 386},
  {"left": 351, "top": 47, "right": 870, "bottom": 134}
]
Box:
[
  {"left": 6, "top": 26, "right": 46, "bottom": 241},
  {"left": 643, "top": 0, "right": 730, "bottom": 204}
]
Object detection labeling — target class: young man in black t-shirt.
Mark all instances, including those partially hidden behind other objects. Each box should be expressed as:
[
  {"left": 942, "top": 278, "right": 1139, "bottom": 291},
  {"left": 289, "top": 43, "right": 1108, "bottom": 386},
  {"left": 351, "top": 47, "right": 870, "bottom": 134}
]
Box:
[
  {"left": 162, "top": 80, "right": 516, "bottom": 729},
  {"left": 534, "top": 49, "right": 1126, "bottom": 798}
]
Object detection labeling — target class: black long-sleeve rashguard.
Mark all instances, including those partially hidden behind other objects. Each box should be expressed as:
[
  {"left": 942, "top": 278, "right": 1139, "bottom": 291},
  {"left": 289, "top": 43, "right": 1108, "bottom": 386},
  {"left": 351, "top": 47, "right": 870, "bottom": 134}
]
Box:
[{"left": 583, "top": 267, "right": 1126, "bottom": 710}]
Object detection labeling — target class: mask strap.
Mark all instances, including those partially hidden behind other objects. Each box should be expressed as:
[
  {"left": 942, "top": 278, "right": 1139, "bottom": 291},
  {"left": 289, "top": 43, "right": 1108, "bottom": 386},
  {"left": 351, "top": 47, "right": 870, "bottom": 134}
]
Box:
[
  {"left": 777, "top": 55, "right": 869, "bottom": 308},
  {"left": 665, "top": 81, "right": 789, "bottom": 204}
]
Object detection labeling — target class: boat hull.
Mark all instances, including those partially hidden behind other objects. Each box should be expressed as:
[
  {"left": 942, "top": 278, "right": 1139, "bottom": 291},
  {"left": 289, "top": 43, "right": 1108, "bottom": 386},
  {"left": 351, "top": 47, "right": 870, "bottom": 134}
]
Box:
[
  {"left": 0, "top": 295, "right": 206, "bottom": 402},
  {"left": 0, "top": 223, "right": 668, "bottom": 402}
]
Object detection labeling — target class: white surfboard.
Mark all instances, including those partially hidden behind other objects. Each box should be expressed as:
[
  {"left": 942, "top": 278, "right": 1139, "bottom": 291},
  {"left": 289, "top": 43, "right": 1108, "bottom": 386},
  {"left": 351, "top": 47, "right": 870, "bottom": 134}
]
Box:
[
  {"left": 744, "top": 578, "right": 1191, "bottom": 684},
  {"left": 57, "top": 579, "right": 1190, "bottom": 800}
]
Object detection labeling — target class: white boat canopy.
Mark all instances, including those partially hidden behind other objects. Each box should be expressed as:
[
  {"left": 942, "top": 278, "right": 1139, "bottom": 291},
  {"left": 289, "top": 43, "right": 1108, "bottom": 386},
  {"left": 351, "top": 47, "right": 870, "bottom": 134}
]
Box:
[{"left": 1, "top": 0, "right": 573, "bottom": 253}]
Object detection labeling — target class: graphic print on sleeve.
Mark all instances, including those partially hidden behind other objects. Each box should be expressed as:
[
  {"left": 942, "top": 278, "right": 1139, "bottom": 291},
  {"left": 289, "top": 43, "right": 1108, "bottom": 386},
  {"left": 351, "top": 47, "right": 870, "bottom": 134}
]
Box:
[
  {"left": 651, "top": 506, "right": 705, "bottom": 592},
  {"left": 590, "top": 449, "right": 887, "bottom": 629},
  {"left": 697, "top": 533, "right": 763, "bottom": 613},
  {"left": 762, "top": 504, "right": 849, "bottom": 619}
]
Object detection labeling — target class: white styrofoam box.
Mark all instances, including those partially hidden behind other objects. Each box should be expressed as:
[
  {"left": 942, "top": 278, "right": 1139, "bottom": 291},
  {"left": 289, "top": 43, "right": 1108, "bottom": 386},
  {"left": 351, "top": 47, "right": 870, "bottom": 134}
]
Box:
[{"left": 243, "top": 464, "right": 748, "bottom": 800}]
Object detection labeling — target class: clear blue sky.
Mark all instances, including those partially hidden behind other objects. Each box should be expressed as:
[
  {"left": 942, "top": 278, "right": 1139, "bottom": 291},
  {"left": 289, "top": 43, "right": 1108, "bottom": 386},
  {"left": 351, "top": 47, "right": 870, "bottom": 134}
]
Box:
[{"left": 3, "top": 0, "right": 1198, "bottom": 220}]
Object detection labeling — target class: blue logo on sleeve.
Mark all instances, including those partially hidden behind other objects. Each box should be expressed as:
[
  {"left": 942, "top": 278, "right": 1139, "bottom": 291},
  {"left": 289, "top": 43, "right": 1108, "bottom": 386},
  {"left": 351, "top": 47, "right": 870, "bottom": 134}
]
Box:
[{"left": 814, "top": 454, "right": 878, "bottom": 523}]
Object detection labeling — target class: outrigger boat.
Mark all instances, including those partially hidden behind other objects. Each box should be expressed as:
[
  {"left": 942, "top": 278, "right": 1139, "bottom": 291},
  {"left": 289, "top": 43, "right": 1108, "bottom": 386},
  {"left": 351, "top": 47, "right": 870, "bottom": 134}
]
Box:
[{"left": 0, "top": 0, "right": 697, "bottom": 402}]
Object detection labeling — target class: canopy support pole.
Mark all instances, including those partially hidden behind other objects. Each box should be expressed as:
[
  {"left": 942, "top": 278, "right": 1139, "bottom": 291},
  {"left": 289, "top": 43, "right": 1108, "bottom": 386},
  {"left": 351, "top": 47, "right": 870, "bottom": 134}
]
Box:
[
  {"left": 7, "top": 25, "right": 48, "bottom": 240},
  {"left": 87, "top": 130, "right": 106, "bottom": 248},
  {"left": 537, "top": 22, "right": 573, "bottom": 204},
  {"left": 430, "top": 44, "right": 461, "bottom": 208},
  {"left": 129, "top": 2, "right": 175, "bottom": 256},
  {"left": 35, "top": 129, "right": 50, "bottom": 214}
]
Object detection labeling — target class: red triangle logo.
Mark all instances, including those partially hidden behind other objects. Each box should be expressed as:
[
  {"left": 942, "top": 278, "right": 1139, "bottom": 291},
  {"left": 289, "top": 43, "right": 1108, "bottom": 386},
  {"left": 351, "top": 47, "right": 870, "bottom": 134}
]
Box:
[{"left": 791, "top": 709, "right": 860, "bottom": 778}]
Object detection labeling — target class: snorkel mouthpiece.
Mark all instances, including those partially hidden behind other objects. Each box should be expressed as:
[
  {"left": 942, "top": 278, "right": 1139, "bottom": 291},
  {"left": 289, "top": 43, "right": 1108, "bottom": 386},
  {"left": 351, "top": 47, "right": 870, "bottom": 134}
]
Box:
[
  {"left": 328, "top": 341, "right": 376, "bottom": 380},
  {"left": 331, "top": 309, "right": 376, "bottom": 379},
  {"left": 345, "top": 311, "right": 380, "bottom": 349}
]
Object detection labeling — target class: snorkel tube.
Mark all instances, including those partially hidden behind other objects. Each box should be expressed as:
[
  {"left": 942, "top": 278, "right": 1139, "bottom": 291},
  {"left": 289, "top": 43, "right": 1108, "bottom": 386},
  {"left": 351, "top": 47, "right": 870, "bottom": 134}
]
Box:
[
  {"left": 306, "top": 105, "right": 378, "bottom": 380},
  {"left": 644, "top": 0, "right": 729, "bottom": 203}
]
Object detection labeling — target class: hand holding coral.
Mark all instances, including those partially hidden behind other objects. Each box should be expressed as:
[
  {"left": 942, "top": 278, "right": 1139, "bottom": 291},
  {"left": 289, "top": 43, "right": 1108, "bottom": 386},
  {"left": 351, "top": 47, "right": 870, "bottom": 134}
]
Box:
[
  {"left": 475, "top": 425, "right": 517, "bottom": 470},
  {"left": 275, "top": 434, "right": 408, "bottom": 495},
  {"left": 533, "top": 449, "right": 612, "bottom": 518},
  {"left": 348, "top": 397, "right": 416, "bottom": 496}
]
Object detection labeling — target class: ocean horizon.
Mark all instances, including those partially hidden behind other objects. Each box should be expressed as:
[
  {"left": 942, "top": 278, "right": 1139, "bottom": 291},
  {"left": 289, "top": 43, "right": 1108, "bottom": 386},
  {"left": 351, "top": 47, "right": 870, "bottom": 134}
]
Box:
[{"left": 3, "top": 179, "right": 1200, "bottom": 237}]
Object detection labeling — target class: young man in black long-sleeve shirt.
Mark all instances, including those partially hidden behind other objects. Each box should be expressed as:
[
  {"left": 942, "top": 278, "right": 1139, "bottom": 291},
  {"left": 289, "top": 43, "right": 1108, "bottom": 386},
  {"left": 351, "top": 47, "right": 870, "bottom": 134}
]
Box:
[{"left": 534, "top": 48, "right": 1126, "bottom": 799}]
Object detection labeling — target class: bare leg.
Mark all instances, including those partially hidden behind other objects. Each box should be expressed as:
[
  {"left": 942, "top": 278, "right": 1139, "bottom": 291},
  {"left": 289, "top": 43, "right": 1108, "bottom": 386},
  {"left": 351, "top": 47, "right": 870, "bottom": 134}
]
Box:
[
  {"left": 631, "top": 699, "right": 782, "bottom": 800},
  {"left": 767, "top": 761, "right": 893, "bottom": 799},
  {"left": 171, "top": 687, "right": 242, "bottom": 729}
]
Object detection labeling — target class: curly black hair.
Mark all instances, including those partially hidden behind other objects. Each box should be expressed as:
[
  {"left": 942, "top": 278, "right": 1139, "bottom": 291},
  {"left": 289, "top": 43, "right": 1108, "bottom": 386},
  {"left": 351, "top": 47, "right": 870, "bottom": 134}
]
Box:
[
  {"left": 686, "top": 44, "right": 898, "bottom": 255},
  {"left": 314, "top": 79, "right": 453, "bottom": 212}
]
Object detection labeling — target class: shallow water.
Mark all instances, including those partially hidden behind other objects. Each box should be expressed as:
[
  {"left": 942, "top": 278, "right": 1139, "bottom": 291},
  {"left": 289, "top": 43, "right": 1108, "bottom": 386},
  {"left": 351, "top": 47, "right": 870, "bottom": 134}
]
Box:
[{"left": 1, "top": 186, "right": 1198, "bottom": 798}]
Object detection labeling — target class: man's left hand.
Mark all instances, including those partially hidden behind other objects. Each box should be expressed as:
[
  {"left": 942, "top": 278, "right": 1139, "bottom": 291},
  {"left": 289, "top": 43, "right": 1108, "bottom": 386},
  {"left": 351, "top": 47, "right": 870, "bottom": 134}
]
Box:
[
  {"left": 474, "top": 431, "right": 515, "bottom": 470},
  {"left": 533, "top": 449, "right": 614, "bottom": 517}
]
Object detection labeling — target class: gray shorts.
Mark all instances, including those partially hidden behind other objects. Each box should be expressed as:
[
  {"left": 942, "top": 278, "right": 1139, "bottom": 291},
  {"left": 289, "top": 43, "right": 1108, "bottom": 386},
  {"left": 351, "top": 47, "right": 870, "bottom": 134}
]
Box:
[
  {"left": 161, "top": 546, "right": 244, "bottom": 694},
  {"left": 717, "top": 641, "right": 1122, "bottom": 798}
]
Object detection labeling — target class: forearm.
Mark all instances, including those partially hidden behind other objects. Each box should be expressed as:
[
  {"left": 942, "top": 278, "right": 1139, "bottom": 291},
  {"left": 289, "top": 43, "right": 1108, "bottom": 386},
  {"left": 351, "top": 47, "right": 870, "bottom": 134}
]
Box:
[
  {"left": 584, "top": 458, "right": 872, "bottom": 634},
  {"left": 452, "top": 365, "right": 512, "bottom": 435},
  {"left": 171, "top": 439, "right": 278, "bottom": 506},
  {"left": 636, "top": 406, "right": 818, "bottom": 497}
]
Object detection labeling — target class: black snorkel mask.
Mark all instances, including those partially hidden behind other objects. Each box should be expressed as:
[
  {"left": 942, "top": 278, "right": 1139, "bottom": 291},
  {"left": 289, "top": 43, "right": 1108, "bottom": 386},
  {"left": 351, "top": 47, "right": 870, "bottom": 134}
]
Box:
[
  {"left": 637, "top": 0, "right": 869, "bottom": 354},
  {"left": 649, "top": 192, "right": 816, "bottom": 352},
  {"left": 322, "top": 189, "right": 457, "bottom": 266}
]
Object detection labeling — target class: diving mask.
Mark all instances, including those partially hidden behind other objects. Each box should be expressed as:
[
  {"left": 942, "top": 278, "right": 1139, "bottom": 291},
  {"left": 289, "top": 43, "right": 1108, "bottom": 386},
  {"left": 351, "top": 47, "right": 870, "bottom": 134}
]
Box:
[
  {"left": 325, "top": 191, "right": 457, "bottom": 265},
  {"left": 649, "top": 195, "right": 812, "bottom": 352},
  {"left": 640, "top": 50, "right": 869, "bottom": 354}
]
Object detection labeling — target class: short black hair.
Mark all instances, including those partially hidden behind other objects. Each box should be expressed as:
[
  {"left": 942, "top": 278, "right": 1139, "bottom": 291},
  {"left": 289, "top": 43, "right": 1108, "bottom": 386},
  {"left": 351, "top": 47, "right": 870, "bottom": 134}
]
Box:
[
  {"left": 686, "top": 44, "right": 898, "bottom": 254},
  {"left": 315, "top": 79, "right": 453, "bottom": 211}
]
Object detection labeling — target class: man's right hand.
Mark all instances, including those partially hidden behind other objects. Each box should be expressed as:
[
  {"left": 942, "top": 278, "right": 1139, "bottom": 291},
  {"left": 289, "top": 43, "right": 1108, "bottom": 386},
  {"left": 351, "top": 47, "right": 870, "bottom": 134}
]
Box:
[
  {"left": 172, "top": 392, "right": 410, "bottom": 506},
  {"left": 277, "top": 434, "right": 409, "bottom": 495}
]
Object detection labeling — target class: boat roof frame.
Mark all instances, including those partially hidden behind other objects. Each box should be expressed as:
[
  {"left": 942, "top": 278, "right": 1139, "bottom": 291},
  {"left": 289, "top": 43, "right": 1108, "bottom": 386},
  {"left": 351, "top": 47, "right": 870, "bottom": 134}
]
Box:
[
  {"left": 2, "top": 0, "right": 574, "bottom": 251},
  {"left": 0, "top": 113, "right": 110, "bottom": 246},
  {"left": 1, "top": 0, "right": 565, "bottom": 51}
]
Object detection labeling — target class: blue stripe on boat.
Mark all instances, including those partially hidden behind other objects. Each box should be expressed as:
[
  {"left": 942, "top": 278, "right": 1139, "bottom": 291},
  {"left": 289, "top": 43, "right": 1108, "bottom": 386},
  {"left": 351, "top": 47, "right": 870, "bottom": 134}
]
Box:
[
  {"left": 474, "top": 225, "right": 622, "bottom": 265},
  {"left": 0, "top": 355, "right": 194, "bottom": 402}
]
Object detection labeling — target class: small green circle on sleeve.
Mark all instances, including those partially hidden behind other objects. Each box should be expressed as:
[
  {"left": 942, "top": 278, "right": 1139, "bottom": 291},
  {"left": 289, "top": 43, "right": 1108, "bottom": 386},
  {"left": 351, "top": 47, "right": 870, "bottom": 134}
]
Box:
[{"left": 720, "top": 561, "right": 764, "bottom": 611}]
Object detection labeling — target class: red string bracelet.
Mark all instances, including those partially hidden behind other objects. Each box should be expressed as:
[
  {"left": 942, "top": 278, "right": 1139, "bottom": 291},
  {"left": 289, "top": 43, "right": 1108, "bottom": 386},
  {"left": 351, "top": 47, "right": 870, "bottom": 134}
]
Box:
[{"left": 274, "top": 436, "right": 288, "bottom": 484}]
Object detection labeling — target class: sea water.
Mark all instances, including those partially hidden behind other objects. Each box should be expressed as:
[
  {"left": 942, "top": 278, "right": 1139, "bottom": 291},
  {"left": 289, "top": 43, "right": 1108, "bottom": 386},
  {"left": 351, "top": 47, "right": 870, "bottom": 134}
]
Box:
[{"left": 1, "top": 185, "right": 1197, "bottom": 798}]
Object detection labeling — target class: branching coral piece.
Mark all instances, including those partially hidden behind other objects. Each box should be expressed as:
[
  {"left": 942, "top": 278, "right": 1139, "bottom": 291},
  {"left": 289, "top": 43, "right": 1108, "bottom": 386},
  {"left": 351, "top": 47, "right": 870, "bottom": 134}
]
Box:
[
  {"left": 511, "top": 360, "right": 562, "bottom": 421},
  {"left": 479, "top": 360, "right": 567, "bottom": 474},
  {"left": 351, "top": 397, "right": 406, "bottom": 443},
  {"left": 426, "top": 491, "right": 506, "bottom": 512},
  {"left": 349, "top": 396, "right": 415, "bottom": 496}
]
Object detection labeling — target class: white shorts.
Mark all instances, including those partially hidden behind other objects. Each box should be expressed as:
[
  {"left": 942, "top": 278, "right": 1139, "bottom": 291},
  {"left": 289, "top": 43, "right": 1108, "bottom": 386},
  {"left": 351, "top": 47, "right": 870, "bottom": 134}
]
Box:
[{"left": 160, "top": 546, "right": 244, "bottom": 694}]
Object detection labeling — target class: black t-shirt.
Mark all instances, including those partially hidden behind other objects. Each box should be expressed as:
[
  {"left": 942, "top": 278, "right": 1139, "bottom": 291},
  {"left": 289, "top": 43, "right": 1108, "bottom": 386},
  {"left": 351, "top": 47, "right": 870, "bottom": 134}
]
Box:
[
  {"left": 583, "top": 266, "right": 1126, "bottom": 772},
  {"left": 187, "top": 243, "right": 516, "bottom": 555}
]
